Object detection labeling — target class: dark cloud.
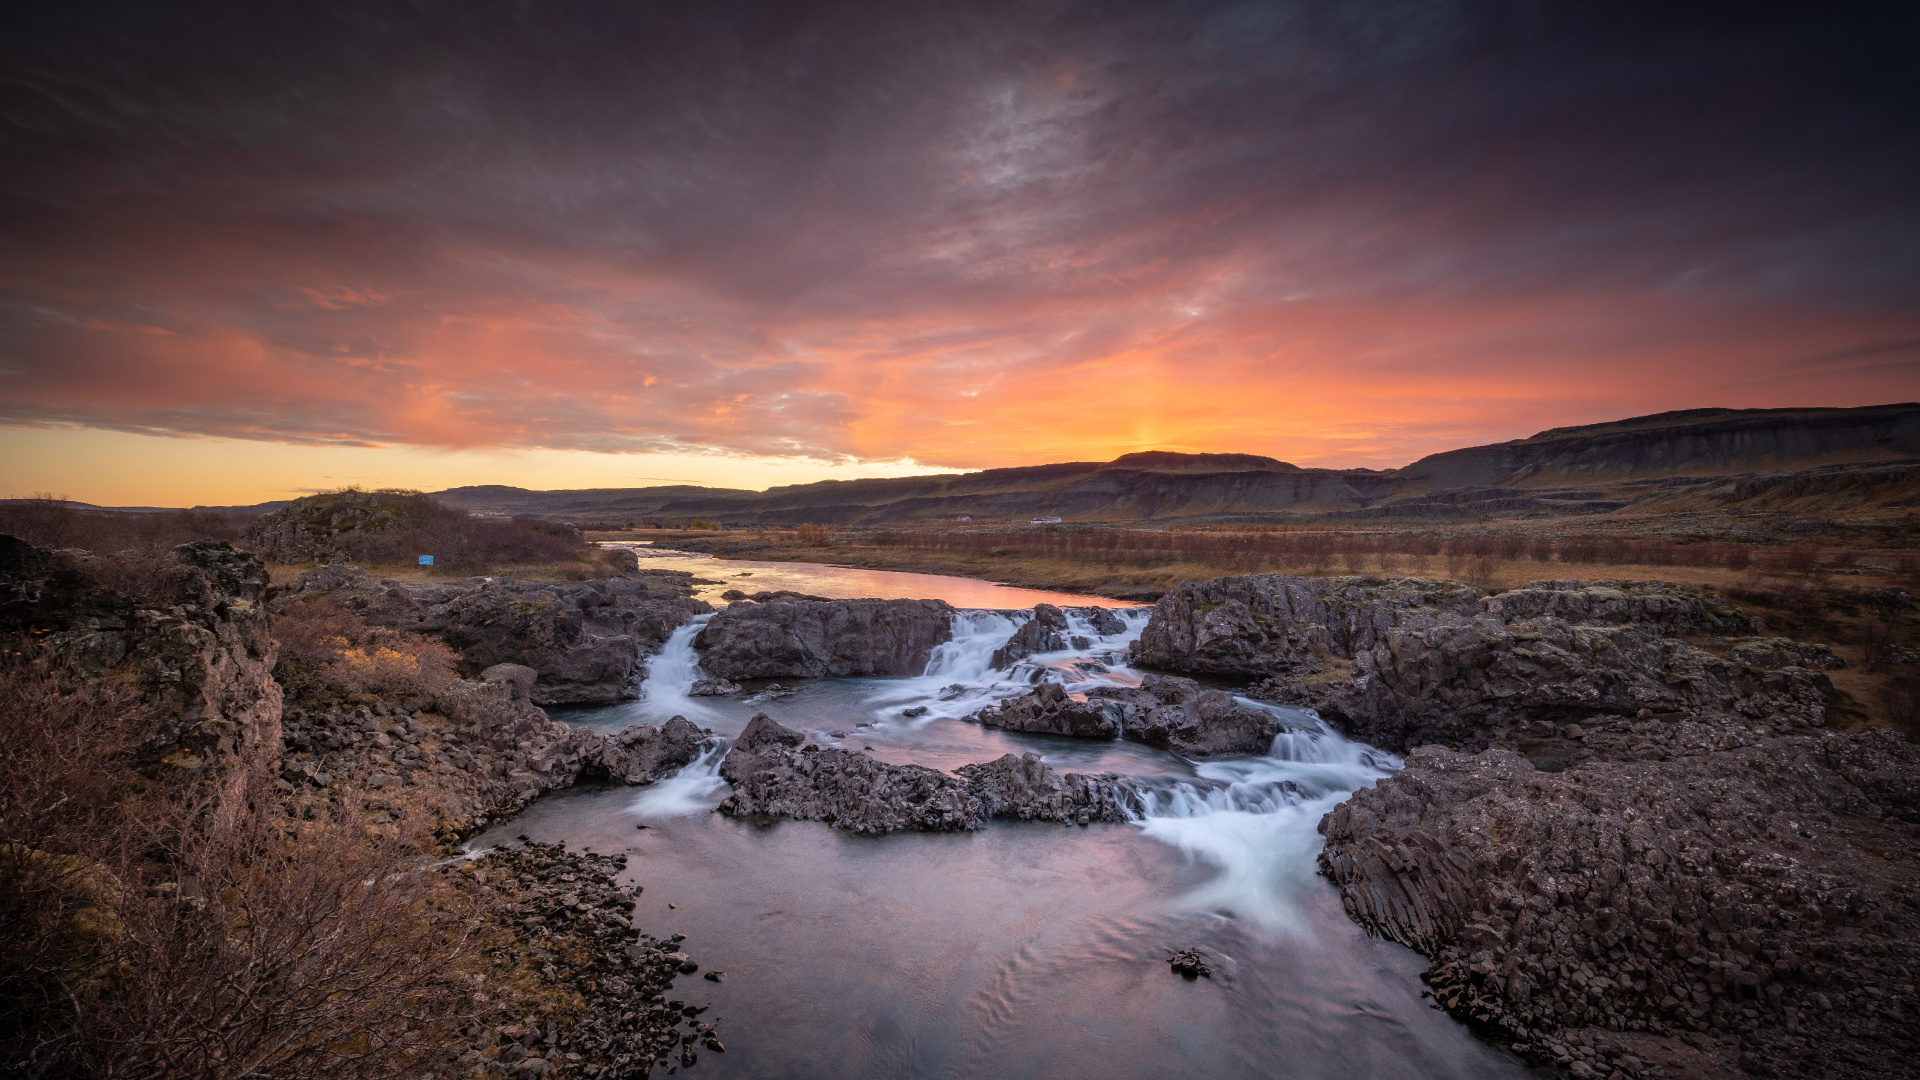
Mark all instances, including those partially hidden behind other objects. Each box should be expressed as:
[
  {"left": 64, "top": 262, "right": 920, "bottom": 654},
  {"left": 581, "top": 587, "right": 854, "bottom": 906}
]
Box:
[{"left": 1, "top": 0, "right": 1916, "bottom": 468}]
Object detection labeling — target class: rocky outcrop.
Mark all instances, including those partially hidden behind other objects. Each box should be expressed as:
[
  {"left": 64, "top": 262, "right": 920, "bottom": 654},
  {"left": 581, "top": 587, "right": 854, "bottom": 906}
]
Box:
[
  {"left": 0, "top": 535, "right": 283, "bottom": 778},
  {"left": 693, "top": 598, "right": 954, "bottom": 679},
  {"left": 1135, "top": 575, "right": 1825, "bottom": 753},
  {"left": 1319, "top": 724, "right": 1920, "bottom": 1080},
  {"left": 278, "top": 670, "right": 709, "bottom": 836},
  {"left": 976, "top": 682, "right": 1125, "bottom": 739},
  {"left": 973, "top": 674, "right": 1295, "bottom": 756},
  {"left": 278, "top": 564, "right": 708, "bottom": 705},
  {"left": 716, "top": 715, "right": 1135, "bottom": 833},
  {"left": 991, "top": 604, "right": 1068, "bottom": 669}
]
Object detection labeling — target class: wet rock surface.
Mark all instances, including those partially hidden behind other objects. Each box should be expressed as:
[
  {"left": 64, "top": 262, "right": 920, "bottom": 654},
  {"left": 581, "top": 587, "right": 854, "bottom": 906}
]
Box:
[
  {"left": 279, "top": 564, "right": 709, "bottom": 706},
  {"left": 455, "top": 840, "right": 726, "bottom": 1077},
  {"left": 974, "top": 674, "right": 1294, "bottom": 756},
  {"left": 717, "top": 716, "right": 1134, "bottom": 833},
  {"left": 991, "top": 603, "right": 1070, "bottom": 669},
  {"left": 694, "top": 597, "right": 956, "bottom": 679}
]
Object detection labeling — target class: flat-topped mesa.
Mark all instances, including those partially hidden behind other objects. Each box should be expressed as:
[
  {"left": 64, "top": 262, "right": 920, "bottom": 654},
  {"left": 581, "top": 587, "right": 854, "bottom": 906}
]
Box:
[
  {"left": 277, "top": 564, "right": 708, "bottom": 706},
  {"left": 1132, "top": 574, "right": 1825, "bottom": 753},
  {"left": 975, "top": 674, "right": 1296, "bottom": 756},
  {"left": 694, "top": 597, "right": 956, "bottom": 679},
  {"left": 716, "top": 715, "right": 1134, "bottom": 833}
]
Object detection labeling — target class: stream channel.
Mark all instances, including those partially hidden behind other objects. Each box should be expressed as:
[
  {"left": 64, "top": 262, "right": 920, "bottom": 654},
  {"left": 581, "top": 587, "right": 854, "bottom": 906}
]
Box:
[{"left": 468, "top": 548, "right": 1533, "bottom": 1078}]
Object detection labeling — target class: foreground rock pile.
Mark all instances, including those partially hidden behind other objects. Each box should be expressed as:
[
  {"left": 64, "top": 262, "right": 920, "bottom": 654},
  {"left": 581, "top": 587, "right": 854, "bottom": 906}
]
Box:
[
  {"left": 454, "top": 840, "right": 725, "bottom": 1077},
  {"left": 281, "top": 564, "right": 709, "bottom": 705},
  {"left": 975, "top": 674, "right": 1295, "bottom": 756},
  {"left": 1136, "top": 572, "right": 1920, "bottom": 1079},
  {"left": 717, "top": 715, "right": 1136, "bottom": 832},
  {"left": 281, "top": 664, "right": 709, "bottom": 836}
]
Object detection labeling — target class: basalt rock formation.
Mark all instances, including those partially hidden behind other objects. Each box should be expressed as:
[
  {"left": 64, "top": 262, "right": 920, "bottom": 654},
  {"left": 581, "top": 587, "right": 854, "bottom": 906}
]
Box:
[
  {"left": 1320, "top": 728, "right": 1920, "bottom": 1080},
  {"left": 278, "top": 666, "right": 710, "bottom": 836},
  {"left": 716, "top": 715, "right": 1135, "bottom": 833},
  {"left": 1134, "top": 570, "right": 1918, "bottom": 1077},
  {"left": 693, "top": 597, "right": 955, "bottom": 679},
  {"left": 1136, "top": 575, "right": 1828, "bottom": 753},
  {"left": 278, "top": 564, "right": 708, "bottom": 705},
  {"left": 0, "top": 535, "right": 283, "bottom": 780},
  {"left": 974, "top": 674, "right": 1295, "bottom": 756},
  {"left": 991, "top": 603, "right": 1069, "bottom": 669}
]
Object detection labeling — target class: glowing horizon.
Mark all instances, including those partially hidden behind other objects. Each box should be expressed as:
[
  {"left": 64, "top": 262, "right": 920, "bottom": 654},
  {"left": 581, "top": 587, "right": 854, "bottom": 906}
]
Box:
[{"left": 3, "top": 3, "right": 1916, "bottom": 507}]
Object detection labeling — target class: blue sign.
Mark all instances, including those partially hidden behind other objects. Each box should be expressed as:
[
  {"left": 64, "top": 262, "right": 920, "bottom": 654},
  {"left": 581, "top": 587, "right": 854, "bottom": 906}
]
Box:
[{"left": 419, "top": 555, "right": 434, "bottom": 565}]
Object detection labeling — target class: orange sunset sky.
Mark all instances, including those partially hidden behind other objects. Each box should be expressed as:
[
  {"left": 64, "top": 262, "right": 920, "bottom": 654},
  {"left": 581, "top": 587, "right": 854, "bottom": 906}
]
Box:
[{"left": 3, "top": 1, "right": 1918, "bottom": 506}]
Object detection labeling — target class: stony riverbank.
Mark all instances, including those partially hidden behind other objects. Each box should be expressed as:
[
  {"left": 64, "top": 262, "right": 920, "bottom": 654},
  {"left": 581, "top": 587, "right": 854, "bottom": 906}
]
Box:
[{"left": 451, "top": 840, "right": 725, "bottom": 1078}]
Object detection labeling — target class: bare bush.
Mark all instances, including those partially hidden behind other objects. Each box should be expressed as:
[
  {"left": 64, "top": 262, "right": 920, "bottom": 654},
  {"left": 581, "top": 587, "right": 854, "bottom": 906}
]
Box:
[
  {"left": 1881, "top": 674, "right": 1920, "bottom": 729},
  {"left": 0, "top": 498, "right": 256, "bottom": 555},
  {"left": 273, "top": 601, "right": 458, "bottom": 698},
  {"left": 0, "top": 653, "right": 488, "bottom": 1079}
]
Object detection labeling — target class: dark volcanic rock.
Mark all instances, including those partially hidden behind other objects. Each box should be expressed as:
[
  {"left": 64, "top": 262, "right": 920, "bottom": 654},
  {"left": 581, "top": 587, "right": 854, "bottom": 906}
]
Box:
[
  {"left": 0, "top": 535, "right": 283, "bottom": 781},
  {"left": 694, "top": 597, "right": 955, "bottom": 679},
  {"left": 1319, "top": 727, "right": 1920, "bottom": 1080},
  {"left": 991, "top": 604, "right": 1070, "bottom": 669},
  {"left": 687, "top": 677, "right": 741, "bottom": 696},
  {"left": 976, "top": 682, "right": 1125, "bottom": 739},
  {"left": 279, "top": 564, "right": 708, "bottom": 705},
  {"left": 975, "top": 674, "right": 1294, "bottom": 756},
  {"left": 1135, "top": 574, "right": 1822, "bottom": 753},
  {"left": 718, "top": 718, "right": 1135, "bottom": 833}
]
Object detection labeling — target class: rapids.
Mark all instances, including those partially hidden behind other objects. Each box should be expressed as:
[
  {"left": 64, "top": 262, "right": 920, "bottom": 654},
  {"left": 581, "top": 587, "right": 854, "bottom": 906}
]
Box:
[{"left": 473, "top": 589, "right": 1531, "bottom": 1078}]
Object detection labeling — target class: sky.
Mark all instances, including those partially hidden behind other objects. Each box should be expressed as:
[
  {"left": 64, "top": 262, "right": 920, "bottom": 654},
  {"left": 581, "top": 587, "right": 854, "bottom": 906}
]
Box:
[{"left": 3, "top": 0, "right": 1918, "bottom": 506}]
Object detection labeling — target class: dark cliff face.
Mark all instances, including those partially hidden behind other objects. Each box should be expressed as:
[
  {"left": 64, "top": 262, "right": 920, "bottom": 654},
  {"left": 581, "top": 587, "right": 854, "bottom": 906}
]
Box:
[
  {"left": 1393, "top": 403, "right": 1920, "bottom": 492},
  {"left": 0, "top": 534, "right": 283, "bottom": 776}
]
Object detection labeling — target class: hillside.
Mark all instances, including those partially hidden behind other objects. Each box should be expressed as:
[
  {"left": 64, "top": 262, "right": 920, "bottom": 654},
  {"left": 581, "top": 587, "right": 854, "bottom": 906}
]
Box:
[{"left": 431, "top": 403, "right": 1920, "bottom": 526}]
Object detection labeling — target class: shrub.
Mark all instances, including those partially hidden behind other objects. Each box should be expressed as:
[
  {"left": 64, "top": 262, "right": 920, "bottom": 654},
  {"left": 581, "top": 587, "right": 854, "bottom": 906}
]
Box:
[
  {"left": 0, "top": 498, "right": 256, "bottom": 556},
  {"left": 273, "top": 600, "right": 458, "bottom": 698}
]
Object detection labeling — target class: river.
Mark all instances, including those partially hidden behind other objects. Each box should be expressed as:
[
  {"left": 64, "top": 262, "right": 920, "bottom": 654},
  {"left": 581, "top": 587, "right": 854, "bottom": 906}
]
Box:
[{"left": 469, "top": 557, "right": 1532, "bottom": 1079}]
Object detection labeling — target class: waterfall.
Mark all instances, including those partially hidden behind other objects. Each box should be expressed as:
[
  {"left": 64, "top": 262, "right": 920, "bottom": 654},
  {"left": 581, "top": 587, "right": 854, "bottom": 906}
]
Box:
[
  {"left": 628, "top": 739, "right": 731, "bottom": 818},
  {"left": 1130, "top": 719, "right": 1399, "bottom": 934},
  {"left": 639, "top": 613, "right": 715, "bottom": 720}
]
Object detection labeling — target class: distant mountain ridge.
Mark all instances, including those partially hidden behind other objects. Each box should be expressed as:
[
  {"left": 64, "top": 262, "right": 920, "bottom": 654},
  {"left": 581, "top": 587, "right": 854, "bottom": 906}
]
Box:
[{"left": 428, "top": 403, "right": 1920, "bottom": 525}]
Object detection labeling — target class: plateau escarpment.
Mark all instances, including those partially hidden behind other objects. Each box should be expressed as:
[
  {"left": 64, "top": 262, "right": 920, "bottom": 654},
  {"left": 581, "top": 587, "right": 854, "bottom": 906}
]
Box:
[{"left": 1135, "top": 571, "right": 1920, "bottom": 1079}]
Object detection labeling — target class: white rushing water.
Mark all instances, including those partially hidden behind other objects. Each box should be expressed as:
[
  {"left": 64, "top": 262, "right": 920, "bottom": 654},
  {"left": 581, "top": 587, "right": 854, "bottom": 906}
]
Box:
[
  {"left": 628, "top": 601, "right": 1391, "bottom": 937},
  {"left": 1131, "top": 719, "right": 1398, "bottom": 934},
  {"left": 637, "top": 613, "right": 715, "bottom": 719},
  {"left": 629, "top": 738, "right": 731, "bottom": 819}
]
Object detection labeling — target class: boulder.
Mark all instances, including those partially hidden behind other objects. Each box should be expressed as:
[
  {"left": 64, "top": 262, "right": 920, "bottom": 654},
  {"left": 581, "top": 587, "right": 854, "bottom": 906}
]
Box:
[
  {"left": 717, "top": 730, "right": 1136, "bottom": 833},
  {"left": 974, "top": 674, "right": 1293, "bottom": 756},
  {"left": 693, "top": 598, "right": 955, "bottom": 679},
  {"left": 975, "top": 682, "right": 1126, "bottom": 739},
  {"left": 687, "top": 677, "right": 741, "bottom": 697},
  {"left": 991, "top": 604, "right": 1070, "bottom": 669},
  {"left": 278, "top": 565, "right": 708, "bottom": 706}
]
